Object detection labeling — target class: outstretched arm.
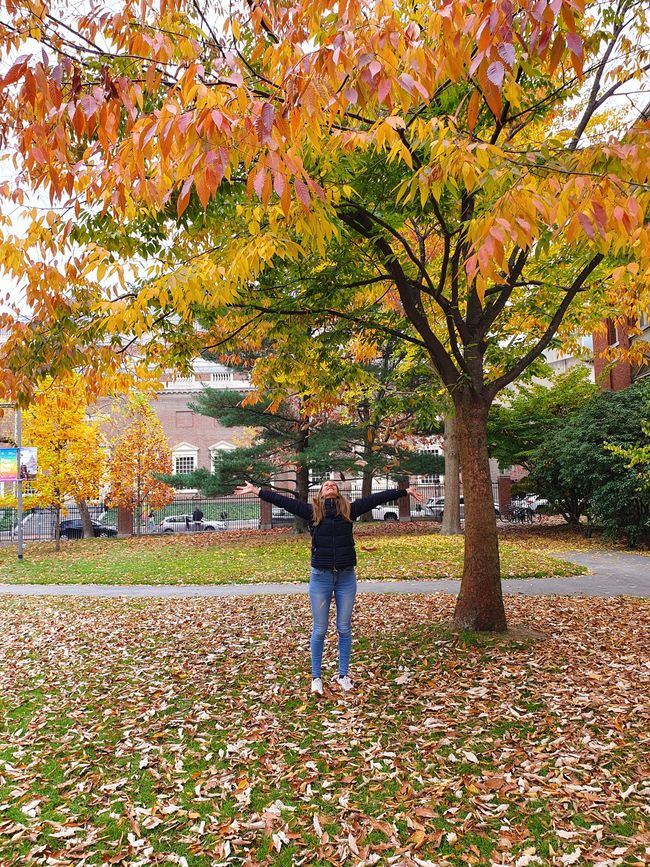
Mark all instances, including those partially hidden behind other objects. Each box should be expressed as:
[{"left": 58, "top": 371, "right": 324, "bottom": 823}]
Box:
[{"left": 235, "top": 481, "right": 313, "bottom": 522}]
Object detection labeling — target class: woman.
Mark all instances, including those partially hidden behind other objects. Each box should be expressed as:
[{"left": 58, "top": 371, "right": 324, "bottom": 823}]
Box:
[{"left": 235, "top": 479, "right": 423, "bottom": 695}]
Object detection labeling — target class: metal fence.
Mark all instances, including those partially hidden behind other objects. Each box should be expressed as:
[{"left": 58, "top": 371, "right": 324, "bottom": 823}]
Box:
[
  {"left": 0, "top": 481, "right": 502, "bottom": 542},
  {"left": 0, "top": 496, "right": 262, "bottom": 542}
]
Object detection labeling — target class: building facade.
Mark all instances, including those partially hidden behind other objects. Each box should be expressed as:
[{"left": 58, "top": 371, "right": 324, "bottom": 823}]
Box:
[
  {"left": 593, "top": 314, "right": 650, "bottom": 391},
  {"left": 155, "top": 358, "right": 253, "bottom": 476}
]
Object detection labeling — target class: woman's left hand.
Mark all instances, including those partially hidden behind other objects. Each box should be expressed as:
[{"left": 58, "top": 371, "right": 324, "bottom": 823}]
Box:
[{"left": 405, "top": 486, "right": 424, "bottom": 504}]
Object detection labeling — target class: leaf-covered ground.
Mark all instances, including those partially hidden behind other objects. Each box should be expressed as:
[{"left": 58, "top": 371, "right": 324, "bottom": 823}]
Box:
[
  {"left": 0, "top": 594, "right": 648, "bottom": 866},
  {"left": 0, "top": 527, "right": 585, "bottom": 585},
  {"left": 498, "top": 523, "right": 650, "bottom": 555}
]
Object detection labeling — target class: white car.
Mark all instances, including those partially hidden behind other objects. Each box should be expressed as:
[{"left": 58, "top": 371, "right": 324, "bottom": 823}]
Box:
[
  {"left": 511, "top": 493, "right": 549, "bottom": 512},
  {"left": 371, "top": 503, "right": 401, "bottom": 521},
  {"left": 159, "top": 514, "right": 222, "bottom": 532},
  {"left": 425, "top": 496, "right": 500, "bottom": 521}
]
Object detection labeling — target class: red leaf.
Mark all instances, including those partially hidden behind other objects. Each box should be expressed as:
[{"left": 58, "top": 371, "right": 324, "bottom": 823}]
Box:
[
  {"left": 2, "top": 56, "right": 29, "bottom": 88},
  {"left": 487, "top": 61, "right": 504, "bottom": 87},
  {"left": 378, "top": 78, "right": 391, "bottom": 102},
  {"left": 497, "top": 43, "right": 516, "bottom": 69},
  {"left": 273, "top": 171, "right": 285, "bottom": 198},
  {"left": 294, "top": 178, "right": 311, "bottom": 208},
  {"left": 565, "top": 32, "right": 583, "bottom": 58},
  {"left": 261, "top": 102, "right": 274, "bottom": 134},
  {"left": 577, "top": 212, "right": 595, "bottom": 240},
  {"left": 253, "top": 168, "right": 266, "bottom": 200}
]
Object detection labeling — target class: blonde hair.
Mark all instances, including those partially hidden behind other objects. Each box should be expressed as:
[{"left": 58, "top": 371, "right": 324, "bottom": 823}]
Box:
[{"left": 312, "top": 483, "right": 352, "bottom": 525}]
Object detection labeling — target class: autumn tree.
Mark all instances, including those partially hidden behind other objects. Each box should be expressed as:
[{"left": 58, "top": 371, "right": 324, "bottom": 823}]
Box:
[
  {"left": 1, "top": 1, "right": 650, "bottom": 628},
  {"left": 107, "top": 395, "right": 174, "bottom": 531},
  {"left": 163, "top": 380, "right": 443, "bottom": 531},
  {"left": 22, "top": 380, "right": 106, "bottom": 550}
]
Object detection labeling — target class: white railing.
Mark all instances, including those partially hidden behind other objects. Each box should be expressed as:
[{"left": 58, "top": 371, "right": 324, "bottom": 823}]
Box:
[{"left": 163, "top": 376, "right": 253, "bottom": 391}]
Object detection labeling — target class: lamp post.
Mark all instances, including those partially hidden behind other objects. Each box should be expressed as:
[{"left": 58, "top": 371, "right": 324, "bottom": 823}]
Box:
[
  {"left": 0, "top": 402, "right": 23, "bottom": 561},
  {"left": 16, "top": 407, "right": 23, "bottom": 560}
]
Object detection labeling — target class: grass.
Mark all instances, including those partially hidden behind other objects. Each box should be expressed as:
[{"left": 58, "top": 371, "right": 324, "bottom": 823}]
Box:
[
  {"left": 0, "top": 525, "right": 587, "bottom": 585},
  {"left": 0, "top": 593, "right": 647, "bottom": 866}
]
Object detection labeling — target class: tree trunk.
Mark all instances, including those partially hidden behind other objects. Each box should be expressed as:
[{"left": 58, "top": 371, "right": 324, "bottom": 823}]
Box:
[
  {"left": 358, "top": 457, "right": 374, "bottom": 522},
  {"left": 294, "top": 463, "right": 310, "bottom": 534},
  {"left": 452, "top": 393, "right": 506, "bottom": 632},
  {"left": 78, "top": 499, "right": 94, "bottom": 538},
  {"left": 440, "top": 414, "right": 462, "bottom": 536},
  {"left": 54, "top": 505, "right": 61, "bottom": 553}
]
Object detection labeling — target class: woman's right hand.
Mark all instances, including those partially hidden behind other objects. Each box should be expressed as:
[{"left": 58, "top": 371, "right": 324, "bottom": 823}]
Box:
[{"left": 234, "top": 481, "right": 260, "bottom": 496}]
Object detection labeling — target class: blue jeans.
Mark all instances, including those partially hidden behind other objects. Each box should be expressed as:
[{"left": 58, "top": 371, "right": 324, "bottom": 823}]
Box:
[{"left": 308, "top": 567, "right": 357, "bottom": 678}]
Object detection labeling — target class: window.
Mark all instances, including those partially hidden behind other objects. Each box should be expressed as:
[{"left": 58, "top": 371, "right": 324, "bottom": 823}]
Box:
[
  {"left": 420, "top": 444, "right": 442, "bottom": 485},
  {"left": 310, "top": 469, "right": 329, "bottom": 485},
  {"left": 640, "top": 311, "right": 649, "bottom": 331},
  {"left": 208, "top": 442, "right": 236, "bottom": 473},
  {"left": 174, "top": 455, "right": 195, "bottom": 475},
  {"left": 175, "top": 411, "right": 194, "bottom": 428}
]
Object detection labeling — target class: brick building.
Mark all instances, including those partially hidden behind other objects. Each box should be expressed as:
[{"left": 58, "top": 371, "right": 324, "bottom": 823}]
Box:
[
  {"left": 155, "top": 358, "right": 253, "bottom": 477},
  {"left": 593, "top": 314, "right": 650, "bottom": 391}
]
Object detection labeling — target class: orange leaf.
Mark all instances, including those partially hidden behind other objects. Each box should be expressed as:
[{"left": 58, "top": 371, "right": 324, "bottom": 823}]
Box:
[{"left": 176, "top": 178, "right": 192, "bottom": 217}]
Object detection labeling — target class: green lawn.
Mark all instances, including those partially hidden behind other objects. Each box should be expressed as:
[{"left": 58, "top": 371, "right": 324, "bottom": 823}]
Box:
[
  {"left": 0, "top": 528, "right": 586, "bottom": 584},
  {"left": 0, "top": 594, "right": 647, "bottom": 866}
]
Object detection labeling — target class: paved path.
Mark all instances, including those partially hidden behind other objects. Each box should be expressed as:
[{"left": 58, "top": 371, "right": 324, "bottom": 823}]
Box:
[{"left": 0, "top": 551, "right": 648, "bottom": 599}]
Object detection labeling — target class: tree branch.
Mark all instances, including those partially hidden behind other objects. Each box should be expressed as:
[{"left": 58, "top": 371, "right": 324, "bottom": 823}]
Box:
[
  {"left": 337, "top": 206, "right": 459, "bottom": 387},
  {"left": 486, "top": 253, "right": 604, "bottom": 397}
]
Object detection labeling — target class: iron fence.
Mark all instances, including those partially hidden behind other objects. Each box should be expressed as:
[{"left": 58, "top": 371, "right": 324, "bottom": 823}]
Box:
[{"left": 0, "top": 481, "right": 503, "bottom": 542}]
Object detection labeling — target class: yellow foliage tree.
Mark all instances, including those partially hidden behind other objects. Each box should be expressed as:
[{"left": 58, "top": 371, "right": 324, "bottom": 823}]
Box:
[
  {"left": 23, "top": 380, "right": 106, "bottom": 550},
  {"left": 107, "top": 395, "right": 174, "bottom": 531},
  {"left": 1, "top": 0, "right": 650, "bottom": 628}
]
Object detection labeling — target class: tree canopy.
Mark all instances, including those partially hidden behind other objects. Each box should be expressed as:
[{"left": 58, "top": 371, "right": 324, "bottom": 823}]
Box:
[{"left": 1, "top": 0, "right": 649, "bottom": 629}]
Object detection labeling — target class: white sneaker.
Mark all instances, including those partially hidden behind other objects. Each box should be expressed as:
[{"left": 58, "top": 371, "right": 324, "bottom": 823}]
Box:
[
  {"left": 337, "top": 675, "right": 353, "bottom": 692},
  {"left": 311, "top": 677, "right": 323, "bottom": 695}
]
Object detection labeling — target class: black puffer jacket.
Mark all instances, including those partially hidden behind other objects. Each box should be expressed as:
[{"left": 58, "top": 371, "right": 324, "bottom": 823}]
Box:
[{"left": 259, "top": 488, "right": 407, "bottom": 569}]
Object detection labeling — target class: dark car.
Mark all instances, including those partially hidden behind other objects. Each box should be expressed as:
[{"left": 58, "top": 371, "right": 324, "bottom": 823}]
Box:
[{"left": 59, "top": 519, "right": 118, "bottom": 540}]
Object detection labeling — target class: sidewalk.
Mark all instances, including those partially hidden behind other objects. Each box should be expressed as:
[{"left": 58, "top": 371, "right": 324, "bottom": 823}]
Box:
[{"left": 0, "top": 551, "right": 648, "bottom": 598}]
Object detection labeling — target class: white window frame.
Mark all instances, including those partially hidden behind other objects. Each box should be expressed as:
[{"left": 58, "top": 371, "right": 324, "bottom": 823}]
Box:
[
  {"left": 419, "top": 444, "right": 443, "bottom": 485},
  {"left": 171, "top": 442, "right": 199, "bottom": 488},
  {"left": 309, "top": 469, "right": 330, "bottom": 486},
  {"left": 208, "top": 441, "right": 236, "bottom": 472}
]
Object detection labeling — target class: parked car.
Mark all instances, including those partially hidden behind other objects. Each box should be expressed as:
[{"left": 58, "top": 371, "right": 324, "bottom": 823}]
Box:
[
  {"left": 59, "top": 519, "right": 118, "bottom": 540},
  {"left": 269, "top": 506, "right": 295, "bottom": 526},
  {"left": 426, "top": 496, "right": 457, "bottom": 520},
  {"left": 371, "top": 502, "right": 401, "bottom": 521},
  {"left": 159, "top": 514, "right": 222, "bottom": 532},
  {"left": 511, "top": 493, "right": 549, "bottom": 512},
  {"left": 425, "top": 496, "right": 500, "bottom": 521}
]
